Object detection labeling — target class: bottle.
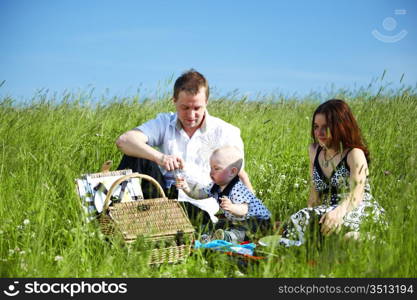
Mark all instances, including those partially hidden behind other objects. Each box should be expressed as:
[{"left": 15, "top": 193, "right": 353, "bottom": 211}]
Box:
[{"left": 174, "top": 169, "right": 186, "bottom": 181}]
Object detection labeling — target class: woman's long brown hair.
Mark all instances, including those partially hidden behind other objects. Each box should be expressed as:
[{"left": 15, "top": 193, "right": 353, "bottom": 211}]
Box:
[{"left": 311, "top": 99, "right": 370, "bottom": 162}]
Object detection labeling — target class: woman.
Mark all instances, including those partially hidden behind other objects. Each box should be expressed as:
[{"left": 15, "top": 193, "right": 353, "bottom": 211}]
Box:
[{"left": 280, "top": 99, "right": 385, "bottom": 246}]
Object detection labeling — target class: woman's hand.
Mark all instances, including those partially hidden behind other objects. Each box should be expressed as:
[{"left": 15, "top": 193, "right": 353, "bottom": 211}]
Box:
[{"left": 319, "top": 206, "right": 346, "bottom": 235}]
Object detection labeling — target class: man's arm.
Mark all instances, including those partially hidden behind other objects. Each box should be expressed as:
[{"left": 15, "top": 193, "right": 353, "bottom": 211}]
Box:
[
  {"left": 116, "top": 130, "right": 183, "bottom": 171},
  {"left": 238, "top": 169, "right": 253, "bottom": 192},
  {"left": 116, "top": 130, "right": 159, "bottom": 161}
]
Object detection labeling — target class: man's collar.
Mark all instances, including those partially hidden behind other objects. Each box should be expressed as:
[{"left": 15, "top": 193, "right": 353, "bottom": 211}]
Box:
[
  {"left": 210, "top": 175, "right": 240, "bottom": 198},
  {"left": 173, "top": 114, "right": 181, "bottom": 131},
  {"left": 171, "top": 110, "right": 210, "bottom": 133}
]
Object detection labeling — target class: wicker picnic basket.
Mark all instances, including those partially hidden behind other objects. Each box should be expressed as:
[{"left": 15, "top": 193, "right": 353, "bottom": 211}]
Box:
[{"left": 98, "top": 172, "right": 195, "bottom": 265}]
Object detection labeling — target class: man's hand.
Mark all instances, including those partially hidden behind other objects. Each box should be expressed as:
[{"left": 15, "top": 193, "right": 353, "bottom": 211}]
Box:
[{"left": 159, "top": 154, "right": 184, "bottom": 171}]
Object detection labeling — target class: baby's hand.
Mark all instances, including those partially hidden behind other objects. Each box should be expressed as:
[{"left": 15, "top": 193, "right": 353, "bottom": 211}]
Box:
[
  {"left": 219, "top": 196, "right": 233, "bottom": 212},
  {"left": 175, "top": 177, "right": 190, "bottom": 192}
]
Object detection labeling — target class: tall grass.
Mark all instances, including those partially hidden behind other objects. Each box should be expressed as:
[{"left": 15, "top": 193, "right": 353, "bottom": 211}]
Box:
[{"left": 0, "top": 87, "right": 416, "bottom": 277}]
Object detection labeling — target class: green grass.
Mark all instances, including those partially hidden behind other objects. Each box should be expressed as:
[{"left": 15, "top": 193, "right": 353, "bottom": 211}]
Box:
[{"left": 0, "top": 87, "right": 416, "bottom": 278}]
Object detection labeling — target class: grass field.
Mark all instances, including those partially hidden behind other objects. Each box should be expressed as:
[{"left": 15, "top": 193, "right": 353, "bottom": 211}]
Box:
[{"left": 0, "top": 86, "right": 416, "bottom": 277}]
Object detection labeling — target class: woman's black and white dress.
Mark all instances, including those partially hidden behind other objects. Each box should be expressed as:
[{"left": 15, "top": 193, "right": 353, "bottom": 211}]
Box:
[{"left": 280, "top": 146, "right": 385, "bottom": 247}]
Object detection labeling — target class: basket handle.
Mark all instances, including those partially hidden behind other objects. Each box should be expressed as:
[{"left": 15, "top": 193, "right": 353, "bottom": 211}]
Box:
[{"left": 102, "top": 172, "right": 167, "bottom": 211}]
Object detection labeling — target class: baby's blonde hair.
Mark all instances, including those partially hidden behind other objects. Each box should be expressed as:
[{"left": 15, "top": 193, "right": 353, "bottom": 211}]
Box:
[{"left": 211, "top": 145, "right": 243, "bottom": 172}]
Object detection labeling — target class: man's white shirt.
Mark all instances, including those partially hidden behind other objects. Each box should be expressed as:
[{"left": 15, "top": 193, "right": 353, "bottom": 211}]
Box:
[{"left": 137, "top": 111, "right": 245, "bottom": 222}]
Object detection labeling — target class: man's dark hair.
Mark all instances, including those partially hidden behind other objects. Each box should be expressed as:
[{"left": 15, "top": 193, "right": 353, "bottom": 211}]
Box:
[{"left": 173, "top": 69, "right": 209, "bottom": 100}]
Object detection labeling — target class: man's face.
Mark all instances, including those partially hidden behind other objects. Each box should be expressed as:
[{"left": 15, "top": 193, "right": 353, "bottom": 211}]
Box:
[{"left": 174, "top": 87, "right": 207, "bottom": 130}]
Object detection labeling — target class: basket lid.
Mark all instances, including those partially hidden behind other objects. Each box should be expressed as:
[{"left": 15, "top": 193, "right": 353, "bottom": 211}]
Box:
[{"left": 109, "top": 198, "right": 195, "bottom": 239}]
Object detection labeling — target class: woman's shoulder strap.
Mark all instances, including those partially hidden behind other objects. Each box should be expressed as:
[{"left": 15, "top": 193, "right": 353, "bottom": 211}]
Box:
[
  {"left": 314, "top": 144, "right": 322, "bottom": 161},
  {"left": 342, "top": 148, "right": 355, "bottom": 171},
  {"left": 308, "top": 143, "right": 321, "bottom": 162},
  {"left": 342, "top": 148, "right": 354, "bottom": 160}
]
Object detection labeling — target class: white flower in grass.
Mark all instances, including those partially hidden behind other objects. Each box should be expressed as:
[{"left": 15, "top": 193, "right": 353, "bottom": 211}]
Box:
[
  {"left": 279, "top": 174, "right": 286, "bottom": 180},
  {"left": 294, "top": 183, "right": 299, "bottom": 188},
  {"left": 54, "top": 255, "right": 64, "bottom": 262},
  {"left": 23, "top": 219, "right": 30, "bottom": 225},
  {"left": 161, "top": 272, "right": 172, "bottom": 277},
  {"left": 19, "top": 250, "right": 26, "bottom": 255},
  {"left": 20, "top": 262, "right": 28, "bottom": 271}
]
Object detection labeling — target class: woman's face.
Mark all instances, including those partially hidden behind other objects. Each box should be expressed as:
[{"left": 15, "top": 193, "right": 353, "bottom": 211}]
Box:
[{"left": 313, "top": 113, "right": 332, "bottom": 147}]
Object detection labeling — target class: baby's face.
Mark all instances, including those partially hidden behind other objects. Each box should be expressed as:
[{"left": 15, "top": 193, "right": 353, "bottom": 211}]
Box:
[{"left": 209, "top": 155, "right": 234, "bottom": 187}]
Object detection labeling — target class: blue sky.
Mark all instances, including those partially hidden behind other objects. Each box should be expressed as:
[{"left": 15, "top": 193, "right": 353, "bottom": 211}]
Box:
[{"left": 1, "top": 0, "right": 416, "bottom": 101}]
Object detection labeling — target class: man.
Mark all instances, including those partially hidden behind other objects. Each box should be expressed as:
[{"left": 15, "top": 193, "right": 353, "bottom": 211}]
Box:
[{"left": 116, "top": 69, "right": 252, "bottom": 224}]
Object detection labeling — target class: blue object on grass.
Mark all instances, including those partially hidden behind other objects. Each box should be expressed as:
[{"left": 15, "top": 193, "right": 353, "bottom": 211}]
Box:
[{"left": 194, "top": 240, "right": 256, "bottom": 256}]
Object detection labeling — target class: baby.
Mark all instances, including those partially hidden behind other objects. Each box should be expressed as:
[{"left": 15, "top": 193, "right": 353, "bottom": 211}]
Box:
[{"left": 176, "top": 145, "right": 271, "bottom": 243}]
